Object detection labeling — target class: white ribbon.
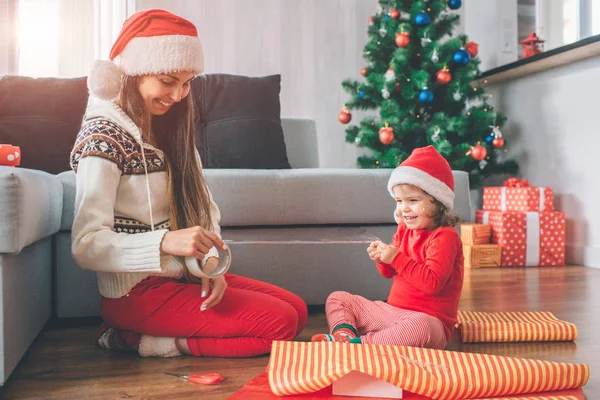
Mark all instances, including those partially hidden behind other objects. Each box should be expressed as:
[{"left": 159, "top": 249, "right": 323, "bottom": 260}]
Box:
[
  {"left": 525, "top": 212, "right": 540, "bottom": 266},
  {"left": 482, "top": 211, "right": 490, "bottom": 224},
  {"left": 539, "top": 187, "right": 546, "bottom": 211},
  {"left": 500, "top": 187, "right": 507, "bottom": 211}
]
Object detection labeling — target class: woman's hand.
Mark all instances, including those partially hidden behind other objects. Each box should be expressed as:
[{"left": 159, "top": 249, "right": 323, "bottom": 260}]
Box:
[
  {"left": 160, "top": 226, "right": 226, "bottom": 259},
  {"left": 377, "top": 242, "right": 400, "bottom": 264},
  {"left": 368, "top": 241, "right": 382, "bottom": 261},
  {"left": 201, "top": 275, "right": 227, "bottom": 311}
]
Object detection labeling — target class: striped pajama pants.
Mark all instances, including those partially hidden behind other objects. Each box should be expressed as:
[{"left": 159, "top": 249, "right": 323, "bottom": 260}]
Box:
[{"left": 325, "top": 291, "right": 447, "bottom": 349}]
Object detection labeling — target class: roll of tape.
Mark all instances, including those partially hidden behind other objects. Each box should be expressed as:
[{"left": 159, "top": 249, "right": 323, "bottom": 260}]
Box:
[{"left": 185, "top": 246, "right": 232, "bottom": 279}]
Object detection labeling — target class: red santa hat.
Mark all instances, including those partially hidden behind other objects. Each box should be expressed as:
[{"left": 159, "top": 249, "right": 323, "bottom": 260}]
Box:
[
  {"left": 87, "top": 9, "right": 204, "bottom": 101},
  {"left": 387, "top": 146, "right": 455, "bottom": 210}
]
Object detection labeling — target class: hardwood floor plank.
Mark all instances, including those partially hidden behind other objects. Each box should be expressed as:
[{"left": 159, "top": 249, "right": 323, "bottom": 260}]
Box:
[{"left": 2, "top": 266, "right": 598, "bottom": 399}]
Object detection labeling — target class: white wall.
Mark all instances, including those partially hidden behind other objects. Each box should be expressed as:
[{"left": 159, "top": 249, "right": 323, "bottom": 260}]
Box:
[
  {"left": 136, "top": 0, "right": 378, "bottom": 168},
  {"left": 463, "top": 0, "right": 518, "bottom": 72},
  {"left": 486, "top": 57, "right": 600, "bottom": 267}
]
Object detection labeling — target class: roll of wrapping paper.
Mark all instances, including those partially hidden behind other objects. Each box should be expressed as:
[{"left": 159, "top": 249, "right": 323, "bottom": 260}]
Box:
[
  {"left": 457, "top": 311, "right": 578, "bottom": 343},
  {"left": 268, "top": 341, "right": 590, "bottom": 399},
  {"left": 184, "top": 237, "right": 380, "bottom": 278}
]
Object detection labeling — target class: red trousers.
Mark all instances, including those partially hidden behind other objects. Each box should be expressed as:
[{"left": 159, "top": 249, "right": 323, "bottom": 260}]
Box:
[{"left": 100, "top": 274, "right": 308, "bottom": 357}]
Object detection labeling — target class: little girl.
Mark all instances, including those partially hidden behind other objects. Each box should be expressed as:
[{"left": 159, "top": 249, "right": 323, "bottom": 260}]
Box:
[{"left": 312, "top": 146, "right": 464, "bottom": 349}]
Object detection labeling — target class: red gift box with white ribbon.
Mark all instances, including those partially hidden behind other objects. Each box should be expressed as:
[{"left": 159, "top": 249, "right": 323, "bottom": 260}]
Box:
[
  {"left": 475, "top": 210, "right": 565, "bottom": 267},
  {"left": 483, "top": 186, "right": 554, "bottom": 212}
]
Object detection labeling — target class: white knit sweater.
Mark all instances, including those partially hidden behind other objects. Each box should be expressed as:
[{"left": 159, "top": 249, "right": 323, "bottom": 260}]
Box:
[{"left": 70, "top": 97, "right": 221, "bottom": 298}]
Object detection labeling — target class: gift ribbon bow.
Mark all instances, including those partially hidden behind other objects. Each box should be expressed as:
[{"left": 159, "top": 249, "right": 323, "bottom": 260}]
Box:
[{"left": 504, "top": 177, "right": 530, "bottom": 187}]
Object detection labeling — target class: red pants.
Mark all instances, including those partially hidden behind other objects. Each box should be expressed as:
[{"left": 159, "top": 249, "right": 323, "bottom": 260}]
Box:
[
  {"left": 100, "top": 274, "right": 308, "bottom": 357},
  {"left": 326, "top": 291, "right": 447, "bottom": 349}
]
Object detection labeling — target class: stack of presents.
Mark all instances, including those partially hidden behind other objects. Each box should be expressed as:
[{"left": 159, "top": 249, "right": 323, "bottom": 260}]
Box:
[
  {"left": 462, "top": 177, "right": 565, "bottom": 268},
  {"left": 228, "top": 178, "right": 588, "bottom": 399}
]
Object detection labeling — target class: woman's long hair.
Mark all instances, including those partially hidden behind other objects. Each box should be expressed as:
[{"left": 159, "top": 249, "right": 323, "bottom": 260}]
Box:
[{"left": 119, "top": 76, "right": 213, "bottom": 282}]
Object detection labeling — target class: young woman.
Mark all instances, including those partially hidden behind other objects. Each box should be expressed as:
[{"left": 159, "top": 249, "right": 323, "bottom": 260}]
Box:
[{"left": 71, "top": 9, "right": 307, "bottom": 358}]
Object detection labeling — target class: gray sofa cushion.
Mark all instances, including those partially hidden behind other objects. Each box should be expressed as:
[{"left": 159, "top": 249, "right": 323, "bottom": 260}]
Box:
[
  {"left": 0, "top": 167, "right": 63, "bottom": 253},
  {"left": 205, "top": 169, "right": 398, "bottom": 226},
  {"left": 0, "top": 76, "right": 88, "bottom": 174},
  {"left": 58, "top": 169, "right": 471, "bottom": 229},
  {"left": 0, "top": 117, "right": 75, "bottom": 174},
  {"left": 192, "top": 74, "right": 291, "bottom": 169}
]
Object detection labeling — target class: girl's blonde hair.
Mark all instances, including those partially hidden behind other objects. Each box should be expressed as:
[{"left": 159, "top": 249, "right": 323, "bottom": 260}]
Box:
[
  {"left": 119, "top": 76, "right": 213, "bottom": 282},
  {"left": 397, "top": 184, "right": 460, "bottom": 228}
]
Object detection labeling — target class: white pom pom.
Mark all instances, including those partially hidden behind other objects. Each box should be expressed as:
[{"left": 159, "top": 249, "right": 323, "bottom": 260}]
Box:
[{"left": 87, "top": 60, "right": 123, "bottom": 101}]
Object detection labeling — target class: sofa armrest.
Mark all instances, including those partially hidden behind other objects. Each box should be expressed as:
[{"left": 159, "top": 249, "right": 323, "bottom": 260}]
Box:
[{"left": 0, "top": 166, "right": 63, "bottom": 253}]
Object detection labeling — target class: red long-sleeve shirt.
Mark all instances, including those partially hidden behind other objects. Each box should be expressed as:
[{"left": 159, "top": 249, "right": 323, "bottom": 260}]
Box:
[{"left": 376, "top": 223, "right": 464, "bottom": 340}]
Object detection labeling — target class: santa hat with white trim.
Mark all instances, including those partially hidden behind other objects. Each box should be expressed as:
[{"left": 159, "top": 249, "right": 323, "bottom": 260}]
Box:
[
  {"left": 87, "top": 9, "right": 204, "bottom": 101},
  {"left": 387, "top": 145, "right": 455, "bottom": 210}
]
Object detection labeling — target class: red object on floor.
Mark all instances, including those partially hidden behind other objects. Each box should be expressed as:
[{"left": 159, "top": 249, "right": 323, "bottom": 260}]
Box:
[
  {"left": 165, "top": 372, "right": 224, "bottom": 385},
  {"left": 226, "top": 372, "right": 585, "bottom": 400}
]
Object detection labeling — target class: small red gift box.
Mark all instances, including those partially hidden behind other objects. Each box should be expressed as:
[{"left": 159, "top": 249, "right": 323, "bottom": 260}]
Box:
[
  {"left": 483, "top": 186, "right": 554, "bottom": 212},
  {"left": 0, "top": 144, "right": 21, "bottom": 167},
  {"left": 475, "top": 210, "right": 565, "bottom": 267}
]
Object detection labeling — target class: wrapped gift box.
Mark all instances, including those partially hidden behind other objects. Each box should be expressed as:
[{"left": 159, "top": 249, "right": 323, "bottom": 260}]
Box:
[
  {"left": 476, "top": 210, "right": 565, "bottom": 267},
  {"left": 460, "top": 223, "right": 492, "bottom": 245},
  {"left": 463, "top": 244, "right": 501, "bottom": 268},
  {"left": 483, "top": 186, "right": 554, "bottom": 212}
]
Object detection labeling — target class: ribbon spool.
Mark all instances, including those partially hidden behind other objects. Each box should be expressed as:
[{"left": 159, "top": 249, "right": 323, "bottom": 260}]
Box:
[{"left": 185, "top": 246, "right": 232, "bottom": 279}]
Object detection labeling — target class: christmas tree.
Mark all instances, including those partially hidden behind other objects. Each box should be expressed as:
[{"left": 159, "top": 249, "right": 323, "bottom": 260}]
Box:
[{"left": 338, "top": 0, "right": 518, "bottom": 189}]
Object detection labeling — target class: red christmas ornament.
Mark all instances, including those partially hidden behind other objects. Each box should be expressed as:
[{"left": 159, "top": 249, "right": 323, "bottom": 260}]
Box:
[
  {"left": 466, "top": 41, "right": 479, "bottom": 57},
  {"left": 436, "top": 68, "right": 452, "bottom": 85},
  {"left": 361, "top": 68, "right": 367, "bottom": 76},
  {"left": 395, "top": 33, "right": 410, "bottom": 48},
  {"left": 470, "top": 144, "right": 487, "bottom": 161},
  {"left": 379, "top": 126, "right": 395, "bottom": 145},
  {"left": 368, "top": 16, "right": 374, "bottom": 24},
  {"left": 492, "top": 137, "right": 504, "bottom": 148},
  {"left": 390, "top": 10, "right": 400, "bottom": 19},
  {"left": 394, "top": 82, "right": 401, "bottom": 92},
  {"left": 338, "top": 107, "right": 352, "bottom": 124}
]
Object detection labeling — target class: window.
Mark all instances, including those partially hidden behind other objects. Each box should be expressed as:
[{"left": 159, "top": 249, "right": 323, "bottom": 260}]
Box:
[
  {"left": 563, "top": 0, "right": 579, "bottom": 44},
  {"left": 517, "top": 0, "right": 600, "bottom": 56},
  {"left": 14, "top": 0, "right": 132, "bottom": 78},
  {"left": 593, "top": 0, "right": 600, "bottom": 34},
  {"left": 17, "top": 0, "right": 59, "bottom": 77}
]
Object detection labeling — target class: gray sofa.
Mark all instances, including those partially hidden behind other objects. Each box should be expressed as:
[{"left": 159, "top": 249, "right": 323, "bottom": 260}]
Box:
[{"left": 0, "top": 117, "right": 472, "bottom": 384}]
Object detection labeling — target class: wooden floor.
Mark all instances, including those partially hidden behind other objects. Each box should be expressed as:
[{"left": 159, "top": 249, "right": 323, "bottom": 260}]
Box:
[{"left": 2, "top": 266, "right": 599, "bottom": 399}]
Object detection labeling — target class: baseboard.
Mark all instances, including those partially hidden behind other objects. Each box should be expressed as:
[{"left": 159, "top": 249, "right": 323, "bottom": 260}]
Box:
[{"left": 566, "top": 244, "right": 600, "bottom": 268}]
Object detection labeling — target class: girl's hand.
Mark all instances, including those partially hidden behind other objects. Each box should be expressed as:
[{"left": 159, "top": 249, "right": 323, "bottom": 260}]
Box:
[
  {"left": 377, "top": 242, "right": 400, "bottom": 264},
  {"left": 368, "top": 241, "right": 381, "bottom": 261},
  {"left": 201, "top": 275, "right": 227, "bottom": 311},
  {"left": 160, "top": 226, "right": 226, "bottom": 259}
]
